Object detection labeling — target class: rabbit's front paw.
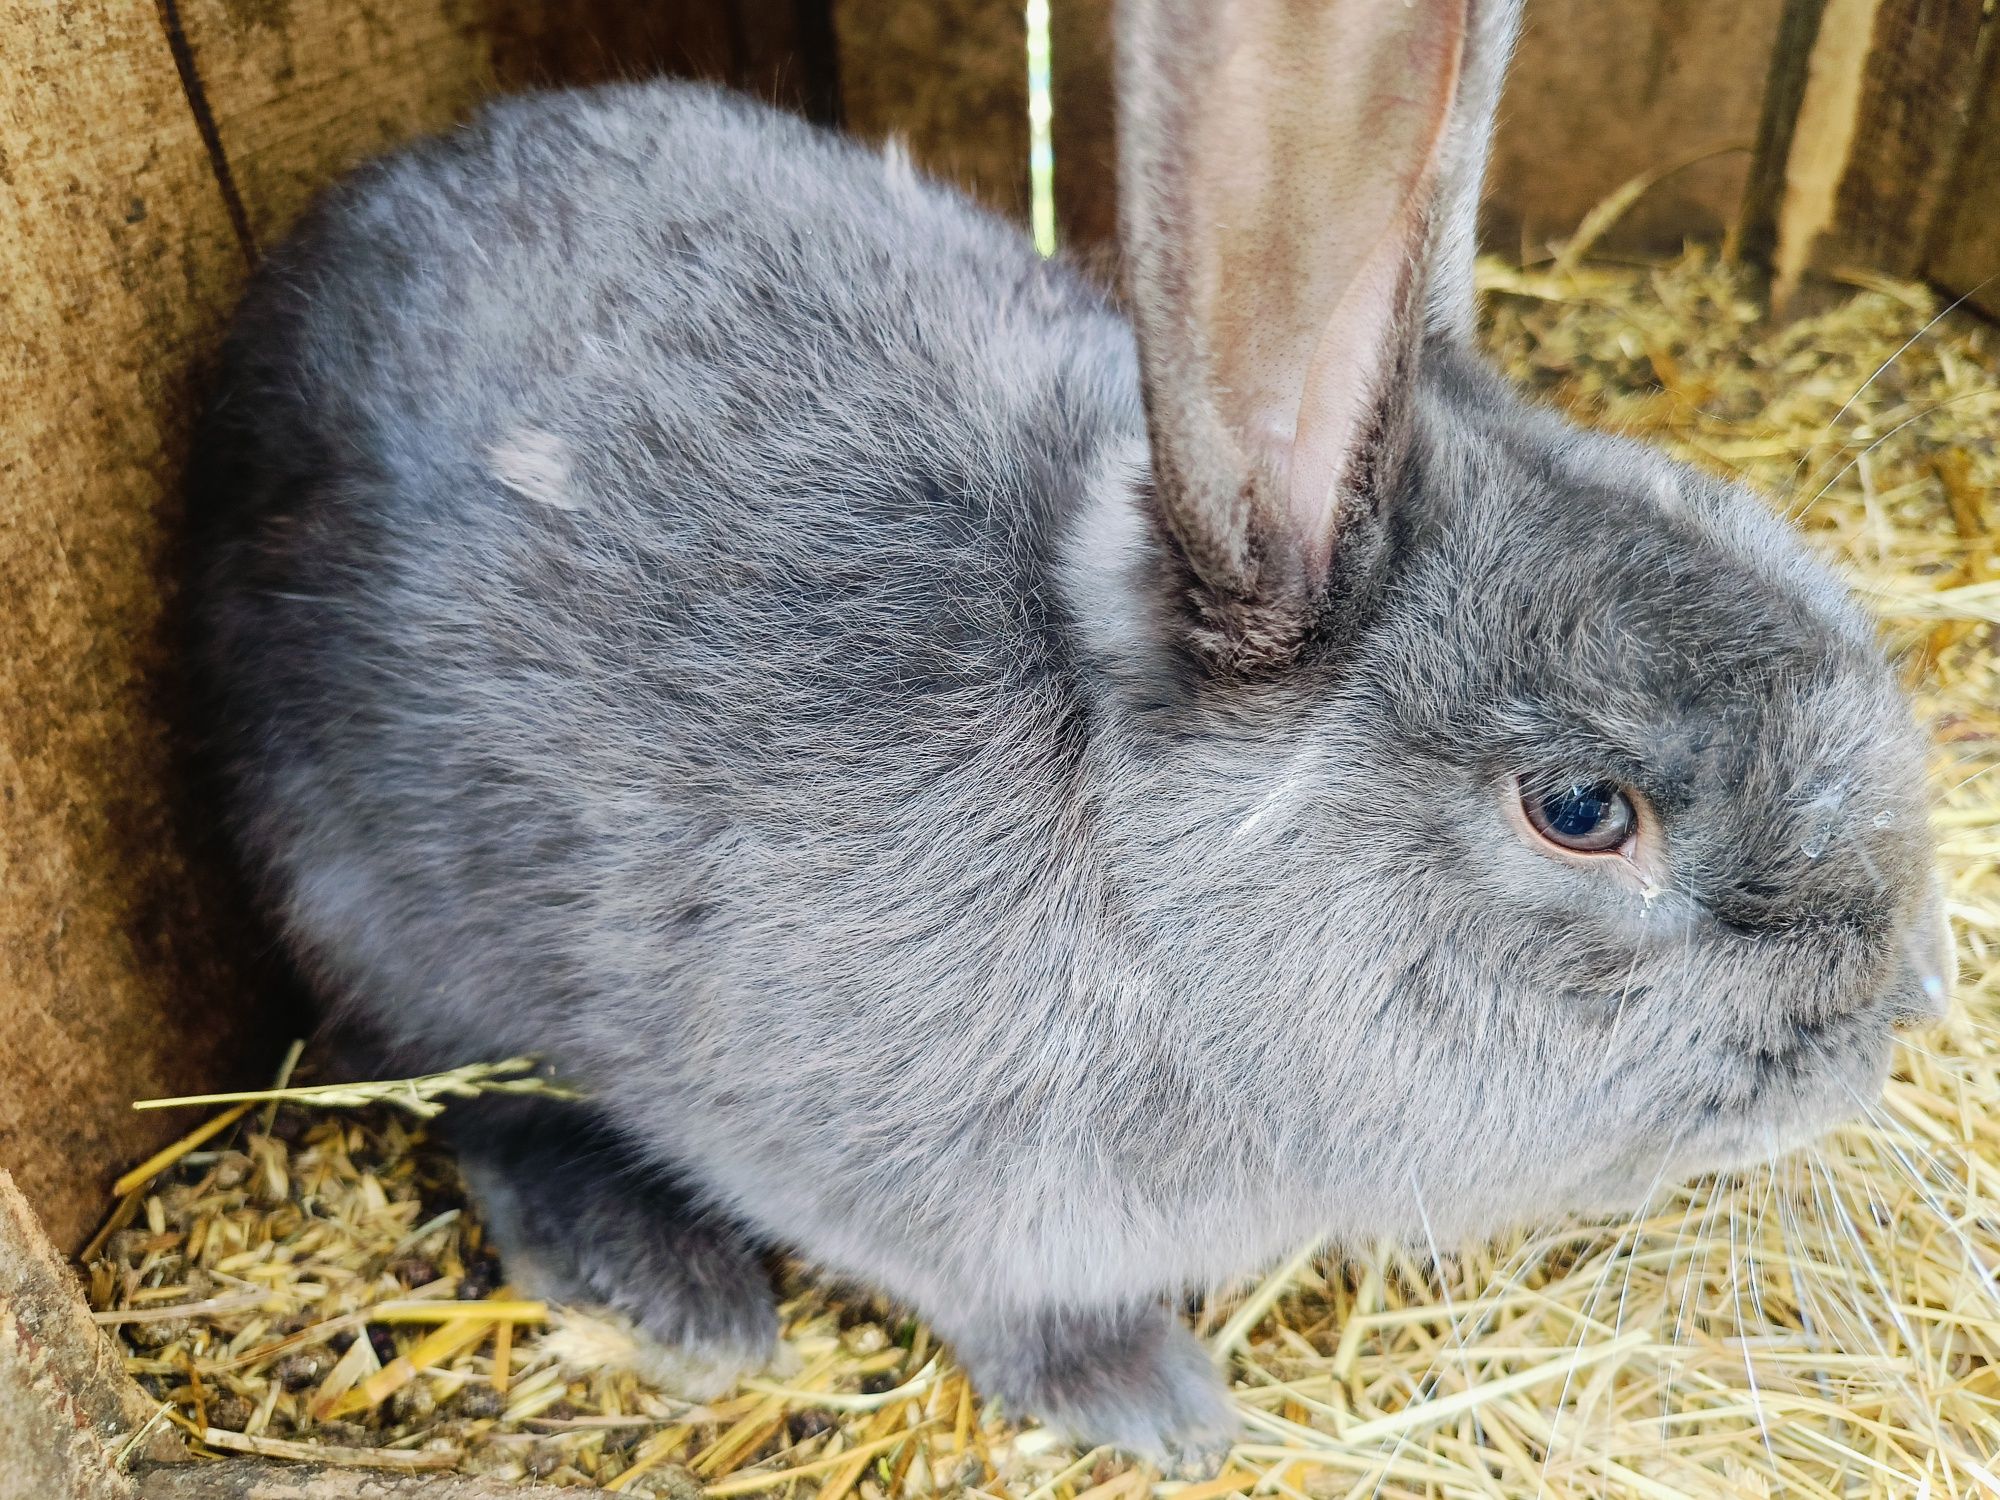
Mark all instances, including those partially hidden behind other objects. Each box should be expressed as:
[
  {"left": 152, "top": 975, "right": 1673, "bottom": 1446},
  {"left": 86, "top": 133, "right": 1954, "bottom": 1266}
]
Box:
[
  {"left": 952, "top": 1302, "right": 1238, "bottom": 1474},
  {"left": 450, "top": 1100, "right": 778, "bottom": 1398}
]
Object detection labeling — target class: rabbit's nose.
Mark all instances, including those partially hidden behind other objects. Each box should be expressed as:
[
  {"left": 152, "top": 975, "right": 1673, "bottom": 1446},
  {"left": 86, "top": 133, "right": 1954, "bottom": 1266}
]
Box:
[
  {"left": 1888, "top": 964, "right": 1949, "bottom": 1031},
  {"left": 1888, "top": 878, "right": 1952, "bottom": 1031}
]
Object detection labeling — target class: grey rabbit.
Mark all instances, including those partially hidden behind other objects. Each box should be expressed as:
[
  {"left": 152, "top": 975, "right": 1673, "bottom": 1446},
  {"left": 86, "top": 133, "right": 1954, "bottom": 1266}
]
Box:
[{"left": 193, "top": 0, "right": 1951, "bottom": 1462}]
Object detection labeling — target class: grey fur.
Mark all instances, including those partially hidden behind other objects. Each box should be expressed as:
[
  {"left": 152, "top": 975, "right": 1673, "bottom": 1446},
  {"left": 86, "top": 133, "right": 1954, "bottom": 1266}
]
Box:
[{"left": 192, "top": 6, "right": 1940, "bottom": 1464}]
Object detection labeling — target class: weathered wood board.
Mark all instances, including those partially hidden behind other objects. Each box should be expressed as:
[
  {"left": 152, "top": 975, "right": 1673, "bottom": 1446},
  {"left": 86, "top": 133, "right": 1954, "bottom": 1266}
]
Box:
[
  {"left": 1752, "top": 0, "right": 1999, "bottom": 316},
  {"left": 0, "top": 1172, "right": 180, "bottom": 1499},
  {"left": 167, "top": 0, "right": 836, "bottom": 258},
  {"left": 0, "top": 0, "right": 283, "bottom": 1258},
  {"left": 1049, "top": 0, "right": 1115, "bottom": 264},
  {"left": 1486, "top": 0, "right": 1788, "bottom": 258},
  {"left": 833, "top": 0, "right": 1030, "bottom": 216},
  {"left": 1923, "top": 19, "right": 2000, "bottom": 320}
]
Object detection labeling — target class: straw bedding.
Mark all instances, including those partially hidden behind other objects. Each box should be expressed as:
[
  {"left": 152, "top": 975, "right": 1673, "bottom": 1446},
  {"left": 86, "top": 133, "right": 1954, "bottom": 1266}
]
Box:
[{"left": 86, "top": 252, "right": 2000, "bottom": 1497}]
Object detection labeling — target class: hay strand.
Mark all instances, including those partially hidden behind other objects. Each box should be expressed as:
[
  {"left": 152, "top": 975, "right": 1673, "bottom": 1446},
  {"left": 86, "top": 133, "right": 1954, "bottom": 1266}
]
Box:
[{"left": 132, "top": 1057, "right": 581, "bottom": 1119}]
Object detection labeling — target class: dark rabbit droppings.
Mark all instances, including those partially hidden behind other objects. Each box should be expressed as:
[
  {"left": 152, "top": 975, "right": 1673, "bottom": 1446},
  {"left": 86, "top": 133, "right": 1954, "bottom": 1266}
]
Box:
[
  {"left": 272, "top": 1351, "right": 329, "bottom": 1390},
  {"left": 390, "top": 1382, "right": 438, "bottom": 1422},
  {"left": 787, "top": 1410, "right": 838, "bottom": 1443},
  {"left": 457, "top": 1255, "right": 503, "bottom": 1301},
  {"left": 455, "top": 1385, "right": 507, "bottom": 1420},
  {"left": 388, "top": 1254, "right": 442, "bottom": 1288},
  {"left": 126, "top": 1319, "right": 192, "bottom": 1350},
  {"left": 206, "top": 1394, "right": 255, "bottom": 1432},
  {"left": 191, "top": 0, "right": 1942, "bottom": 1462}
]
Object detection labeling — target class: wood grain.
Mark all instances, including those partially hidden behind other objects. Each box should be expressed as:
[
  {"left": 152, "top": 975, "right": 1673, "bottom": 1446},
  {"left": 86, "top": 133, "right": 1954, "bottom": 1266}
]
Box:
[
  {"left": 165, "top": 0, "right": 502, "bottom": 251},
  {"left": 133, "top": 1463, "right": 572, "bottom": 1498},
  {"left": 167, "top": 1, "right": 836, "bottom": 256},
  {"left": 1921, "top": 9, "right": 2000, "bottom": 319},
  {"left": 833, "top": 0, "right": 1029, "bottom": 217},
  {"left": 0, "top": 1171, "right": 184, "bottom": 1499},
  {"left": 0, "top": 1164, "right": 549, "bottom": 1498},
  {"left": 1765, "top": 0, "right": 1990, "bottom": 306},
  {"left": 1049, "top": 0, "right": 1115, "bottom": 266},
  {"left": 0, "top": 0, "right": 287, "bottom": 1256},
  {"left": 1811, "top": 0, "right": 1987, "bottom": 276},
  {"left": 1484, "top": 0, "right": 1786, "bottom": 258},
  {"left": 1736, "top": 0, "right": 1830, "bottom": 274}
]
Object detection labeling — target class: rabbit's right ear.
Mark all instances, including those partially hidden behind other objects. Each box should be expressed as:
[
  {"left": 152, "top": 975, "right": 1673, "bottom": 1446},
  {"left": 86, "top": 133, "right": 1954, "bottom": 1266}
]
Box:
[{"left": 1117, "top": 0, "right": 1476, "bottom": 669}]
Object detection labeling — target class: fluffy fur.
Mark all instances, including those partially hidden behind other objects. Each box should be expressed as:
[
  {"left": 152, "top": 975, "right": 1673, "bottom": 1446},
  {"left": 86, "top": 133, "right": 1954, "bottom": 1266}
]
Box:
[{"left": 192, "top": 6, "right": 1942, "bottom": 1462}]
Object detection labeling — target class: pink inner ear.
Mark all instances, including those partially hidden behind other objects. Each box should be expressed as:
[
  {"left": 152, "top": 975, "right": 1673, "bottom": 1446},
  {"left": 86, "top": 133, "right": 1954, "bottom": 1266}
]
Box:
[
  {"left": 1286, "top": 210, "right": 1420, "bottom": 581},
  {"left": 1188, "top": 1, "right": 1465, "bottom": 585}
]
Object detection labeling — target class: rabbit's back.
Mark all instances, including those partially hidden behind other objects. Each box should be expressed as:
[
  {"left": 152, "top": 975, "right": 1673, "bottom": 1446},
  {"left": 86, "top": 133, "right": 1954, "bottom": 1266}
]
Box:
[{"left": 197, "top": 82, "right": 1143, "bottom": 1110}]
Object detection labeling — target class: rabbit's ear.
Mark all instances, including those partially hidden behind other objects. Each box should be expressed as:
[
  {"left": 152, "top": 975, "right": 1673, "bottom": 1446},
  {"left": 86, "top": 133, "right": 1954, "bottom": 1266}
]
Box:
[
  {"left": 1423, "top": 1, "right": 1525, "bottom": 337},
  {"left": 1117, "top": 0, "right": 1504, "bottom": 665}
]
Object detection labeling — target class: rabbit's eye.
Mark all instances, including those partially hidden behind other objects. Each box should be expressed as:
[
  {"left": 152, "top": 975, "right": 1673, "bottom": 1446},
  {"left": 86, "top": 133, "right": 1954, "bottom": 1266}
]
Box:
[{"left": 1522, "top": 780, "right": 1635, "bottom": 854}]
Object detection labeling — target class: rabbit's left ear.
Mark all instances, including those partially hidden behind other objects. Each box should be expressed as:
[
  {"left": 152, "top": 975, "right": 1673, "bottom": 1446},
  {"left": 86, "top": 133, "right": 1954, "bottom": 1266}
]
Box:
[
  {"left": 1116, "top": 0, "right": 1519, "bottom": 667},
  {"left": 1422, "top": 1, "right": 1525, "bottom": 339}
]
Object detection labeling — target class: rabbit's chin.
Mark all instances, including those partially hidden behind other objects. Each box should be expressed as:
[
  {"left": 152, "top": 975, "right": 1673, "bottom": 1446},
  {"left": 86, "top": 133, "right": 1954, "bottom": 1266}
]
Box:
[
  {"left": 1709, "top": 1037, "right": 1897, "bottom": 1175},
  {"left": 1549, "top": 1045, "right": 1896, "bottom": 1222},
  {"left": 1687, "top": 1106, "right": 1879, "bottom": 1183}
]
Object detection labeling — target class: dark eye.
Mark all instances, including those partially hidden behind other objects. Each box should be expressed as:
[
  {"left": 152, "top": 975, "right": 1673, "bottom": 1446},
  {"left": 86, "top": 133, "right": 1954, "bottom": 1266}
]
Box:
[{"left": 1522, "top": 779, "right": 1636, "bottom": 854}]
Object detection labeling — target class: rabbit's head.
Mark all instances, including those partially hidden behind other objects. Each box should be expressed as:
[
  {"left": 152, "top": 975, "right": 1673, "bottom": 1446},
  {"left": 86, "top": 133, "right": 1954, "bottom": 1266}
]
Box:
[{"left": 1084, "top": 0, "right": 1947, "bottom": 1236}]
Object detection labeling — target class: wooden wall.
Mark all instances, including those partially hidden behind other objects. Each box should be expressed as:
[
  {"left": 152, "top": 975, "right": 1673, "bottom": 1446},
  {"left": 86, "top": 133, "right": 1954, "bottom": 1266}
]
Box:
[
  {"left": 846, "top": 0, "right": 2000, "bottom": 310},
  {"left": 1748, "top": 0, "right": 2000, "bottom": 310},
  {"left": 1, "top": 0, "right": 1993, "bottom": 1252}
]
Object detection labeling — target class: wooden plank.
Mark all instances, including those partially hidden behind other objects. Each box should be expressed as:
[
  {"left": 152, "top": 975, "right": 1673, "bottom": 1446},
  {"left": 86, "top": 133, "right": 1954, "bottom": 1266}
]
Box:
[
  {"left": 712, "top": 0, "right": 842, "bottom": 120},
  {"left": 1736, "top": 0, "right": 1829, "bottom": 274},
  {"left": 136, "top": 1462, "right": 574, "bottom": 1498},
  {"left": 0, "top": 1171, "right": 184, "bottom": 1498},
  {"left": 832, "top": 0, "right": 1030, "bottom": 218},
  {"left": 1484, "top": 0, "right": 1786, "bottom": 259},
  {"left": 166, "top": 0, "right": 541, "bottom": 254},
  {"left": 1763, "top": 0, "right": 1990, "bottom": 306},
  {"left": 0, "top": 0, "right": 285, "bottom": 1255},
  {"left": 489, "top": 0, "right": 740, "bottom": 95},
  {"left": 1050, "top": 0, "right": 1115, "bottom": 268},
  {"left": 169, "top": 1, "right": 837, "bottom": 256},
  {"left": 775, "top": 0, "right": 844, "bottom": 125},
  {"left": 1921, "top": 10, "right": 2000, "bottom": 319}
]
